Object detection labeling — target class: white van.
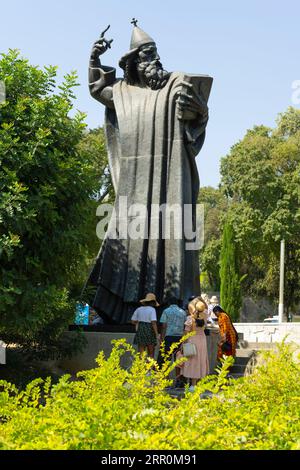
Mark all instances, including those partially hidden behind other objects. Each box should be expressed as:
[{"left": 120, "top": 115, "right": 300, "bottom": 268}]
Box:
[{"left": 263, "top": 315, "right": 279, "bottom": 323}]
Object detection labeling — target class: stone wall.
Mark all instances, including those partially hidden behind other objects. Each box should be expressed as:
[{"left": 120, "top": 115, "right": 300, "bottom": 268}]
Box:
[
  {"left": 58, "top": 332, "right": 136, "bottom": 374},
  {"left": 56, "top": 329, "right": 220, "bottom": 376},
  {"left": 234, "top": 323, "right": 300, "bottom": 345}
]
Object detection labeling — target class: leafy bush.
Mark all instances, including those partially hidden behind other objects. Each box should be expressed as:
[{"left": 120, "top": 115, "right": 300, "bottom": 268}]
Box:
[
  {"left": 0, "top": 50, "right": 104, "bottom": 351},
  {"left": 0, "top": 340, "right": 300, "bottom": 450}
]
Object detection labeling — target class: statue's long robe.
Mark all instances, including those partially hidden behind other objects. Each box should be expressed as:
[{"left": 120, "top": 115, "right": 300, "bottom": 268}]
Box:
[{"left": 89, "top": 66, "right": 208, "bottom": 323}]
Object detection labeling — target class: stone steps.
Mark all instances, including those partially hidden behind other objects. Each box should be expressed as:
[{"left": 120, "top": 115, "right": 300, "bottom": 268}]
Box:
[
  {"left": 235, "top": 348, "right": 257, "bottom": 357},
  {"left": 230, "top": 364, "right": 247, "bottom": 374},
  {"left": 229, "top": 351, "right": 255, "bottom": 379},
  {"left": 234, "top": 355, "right": 253, "bottom": 365},
  {"left": 167, "top": 339, "right": 275, "bottom": 393},
  {"left": 239, "top": 341, "right": 278, "bottom": 350},
  {"left": 229, "top": 372, "right": 245, "bottom": 380},
  {"left": 232, "top": 340, "right": 277, "bottom": 378}
]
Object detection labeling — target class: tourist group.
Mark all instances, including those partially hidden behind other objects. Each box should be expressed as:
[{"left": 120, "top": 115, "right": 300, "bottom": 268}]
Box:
[{"left": 131, "top": 293, "right": 239, "bottom": 392}]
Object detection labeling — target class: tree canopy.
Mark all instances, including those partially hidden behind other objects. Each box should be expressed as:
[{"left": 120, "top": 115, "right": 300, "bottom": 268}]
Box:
[
  {"left": 198, "top": 186, "right": 227, "bottom": 291},
  {"left": 0, "top": 50, "right": 109, "bottom": 351},
  {"left": 200, "top": 107, "right": 300, "bottom": 317}
]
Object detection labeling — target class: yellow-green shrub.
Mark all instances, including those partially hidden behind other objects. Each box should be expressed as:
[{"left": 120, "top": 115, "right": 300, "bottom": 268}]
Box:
[{"left": 0, "top": 340, "right": 300, "bottom": 450}]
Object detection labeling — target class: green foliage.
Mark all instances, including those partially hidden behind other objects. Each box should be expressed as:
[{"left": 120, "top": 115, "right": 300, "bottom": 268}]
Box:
[
  {"left": 217, "top": 108, "right": 300, "bottom": 314},
  {"left": 220, "top": 220, "right": 242, "bottom": 321},
  {"left": 198, "top": 186, "right": 227, "bottom": 290},
  {"left": 0, "top": 340, "right": 299, "bottom": 450},
  {"left": 71, "top": 128, "right": 114, "bottom": 305},
  {"left": 77, "top": 128, "right": 113, "bottom": 204},
  {"left": 0, "top": 50, "right": 107, "bottom": 350}
]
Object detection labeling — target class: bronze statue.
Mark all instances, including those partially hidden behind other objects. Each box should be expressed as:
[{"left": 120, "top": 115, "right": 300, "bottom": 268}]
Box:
[{"left": 88, "top": 21, "right": 213, "bottom": 324}]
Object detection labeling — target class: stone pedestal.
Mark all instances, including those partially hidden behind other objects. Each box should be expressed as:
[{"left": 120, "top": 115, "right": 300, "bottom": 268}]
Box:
[
  {"left": 206, "top": 327, "right": 220, "bottom": 374},
  {"left": 58, "top": 332, "right": 136, "bottom": 374},
  {"left": 56, "top": 328, "right": 220, "bottom": 376}
]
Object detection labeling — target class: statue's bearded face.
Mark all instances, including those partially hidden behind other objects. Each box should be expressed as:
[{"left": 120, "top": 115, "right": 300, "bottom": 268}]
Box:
[{"left": 135, "top": 43, "right": 170, "bottom": 90}]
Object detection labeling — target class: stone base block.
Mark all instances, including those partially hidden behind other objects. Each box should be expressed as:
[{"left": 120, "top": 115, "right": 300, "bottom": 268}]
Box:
[{"left": 56, "top": 329, "right": 220, "bottom": 377}]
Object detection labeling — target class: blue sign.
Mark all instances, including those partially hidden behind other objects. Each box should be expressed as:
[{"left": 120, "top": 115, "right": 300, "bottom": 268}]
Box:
[{"left": 75, "top": 302, "right": 90, "bottom": 326}]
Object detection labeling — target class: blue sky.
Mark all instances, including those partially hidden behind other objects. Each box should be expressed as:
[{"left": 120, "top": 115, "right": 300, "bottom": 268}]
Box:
[{"left": 1, "top": 0, "right": 299, "bottom": 187}]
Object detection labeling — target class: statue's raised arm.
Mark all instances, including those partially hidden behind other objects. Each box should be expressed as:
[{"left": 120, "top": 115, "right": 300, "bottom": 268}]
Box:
[{"left": 89, "top": 25, "right": 116, "bottom": 109}]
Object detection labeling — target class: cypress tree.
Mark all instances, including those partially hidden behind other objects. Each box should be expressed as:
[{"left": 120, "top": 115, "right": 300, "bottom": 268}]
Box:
[{"left": 220, "top": 220, "right": 242, "bottom": 321}]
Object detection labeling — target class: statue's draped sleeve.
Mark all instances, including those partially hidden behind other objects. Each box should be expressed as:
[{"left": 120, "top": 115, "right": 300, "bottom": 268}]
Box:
[
  {"left": 184, "top": 117, "right": 207, "bottom": 159},
  {"left": 89, "top": 63, "right": 117, "bottom": 109}
]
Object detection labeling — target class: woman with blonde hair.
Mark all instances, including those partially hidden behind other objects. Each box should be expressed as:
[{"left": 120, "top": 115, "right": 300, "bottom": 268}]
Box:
[{"left": 181, "top": 300, "right": 209, "bottom": 391}]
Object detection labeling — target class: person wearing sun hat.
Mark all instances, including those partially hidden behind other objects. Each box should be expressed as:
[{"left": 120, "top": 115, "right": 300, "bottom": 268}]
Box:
[
  {"left": 180, "top": 299, "right": 209, "bottom": 391},
  {"left": 208, "top": 295, "right": 219, "bottom": 323},
  {"left": 210, "top": 295, "right": 219, "bottom": 304},
  {"left": 131, "top": 293, "right": 160, "bottom": 358},
  {"left": 188, "top": 294, "right": 208, "bottom": 316}
]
